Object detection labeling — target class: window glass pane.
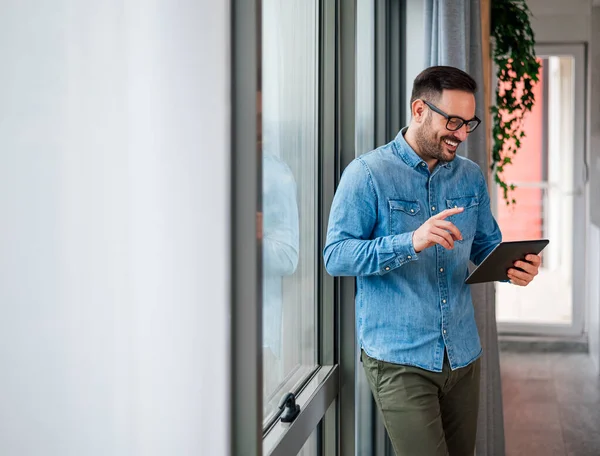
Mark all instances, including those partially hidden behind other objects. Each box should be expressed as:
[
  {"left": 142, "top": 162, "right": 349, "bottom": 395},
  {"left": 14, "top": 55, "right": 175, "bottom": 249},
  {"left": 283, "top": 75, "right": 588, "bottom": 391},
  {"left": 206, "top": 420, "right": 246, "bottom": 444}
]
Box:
[
  {"left": 355, "top": 0, "right": 375, "bottom": 155},
  {"left": 354, "top": 1, "right": 376, "bottom": 455},
  {"left": 261, "top": 0, "right": 319, "bottom": 426}
]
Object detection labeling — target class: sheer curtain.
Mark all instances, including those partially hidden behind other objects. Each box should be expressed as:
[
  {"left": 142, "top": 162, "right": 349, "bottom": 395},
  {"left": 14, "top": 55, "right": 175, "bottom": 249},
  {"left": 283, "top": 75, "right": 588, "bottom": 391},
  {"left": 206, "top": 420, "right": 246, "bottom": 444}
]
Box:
[{"left": 424, "top": 1, "right": 506, "bottom": 455}]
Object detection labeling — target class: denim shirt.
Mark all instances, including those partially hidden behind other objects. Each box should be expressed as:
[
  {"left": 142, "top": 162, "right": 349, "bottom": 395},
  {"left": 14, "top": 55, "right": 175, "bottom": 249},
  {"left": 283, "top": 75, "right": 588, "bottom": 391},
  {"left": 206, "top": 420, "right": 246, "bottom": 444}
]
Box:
[
  {"left": 324, "top": 128, "right": 502, "bottom": 372},
  {"left": 262, "top": 153, "right": 299, "bottom": 358}
]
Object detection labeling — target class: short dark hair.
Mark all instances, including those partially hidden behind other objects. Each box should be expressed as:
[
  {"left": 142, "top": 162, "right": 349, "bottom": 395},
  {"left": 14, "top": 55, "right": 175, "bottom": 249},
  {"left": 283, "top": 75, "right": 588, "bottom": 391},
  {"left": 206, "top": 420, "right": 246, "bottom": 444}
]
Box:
[{"left": 410, "top": 66, "right": 477, "bottom": 105}]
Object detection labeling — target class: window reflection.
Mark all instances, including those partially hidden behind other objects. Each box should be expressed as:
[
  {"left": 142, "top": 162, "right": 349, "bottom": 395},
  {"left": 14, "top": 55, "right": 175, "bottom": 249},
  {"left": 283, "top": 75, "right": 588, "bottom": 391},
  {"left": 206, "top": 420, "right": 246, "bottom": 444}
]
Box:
[
  {"left": 261, "top": 148, "right": 300, "bottom": 395},
  {"left": 261, "top": 0, "right": 319, "bottom": 426}
]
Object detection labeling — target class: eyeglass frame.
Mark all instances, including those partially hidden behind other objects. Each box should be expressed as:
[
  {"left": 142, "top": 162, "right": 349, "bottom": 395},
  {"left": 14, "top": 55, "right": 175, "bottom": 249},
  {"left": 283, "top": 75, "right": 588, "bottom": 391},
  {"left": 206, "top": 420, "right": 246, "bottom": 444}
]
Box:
[{"left": 421, "top": 100, "right": 481, "bottom": 133}]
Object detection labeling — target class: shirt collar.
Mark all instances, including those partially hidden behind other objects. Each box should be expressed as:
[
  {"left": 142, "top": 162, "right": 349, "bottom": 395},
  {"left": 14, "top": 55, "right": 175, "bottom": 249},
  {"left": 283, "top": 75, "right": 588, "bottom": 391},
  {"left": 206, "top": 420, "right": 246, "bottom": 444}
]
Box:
[{"left": 393, "top": 127, "right": 453, "bottom": 170}]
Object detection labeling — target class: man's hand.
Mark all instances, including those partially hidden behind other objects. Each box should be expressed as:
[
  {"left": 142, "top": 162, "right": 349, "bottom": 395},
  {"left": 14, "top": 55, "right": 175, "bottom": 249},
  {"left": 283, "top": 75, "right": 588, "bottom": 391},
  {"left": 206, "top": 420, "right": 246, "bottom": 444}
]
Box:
[
  {"left": 507, "top": 254, "right": 541, "bottom": 286},
  {"left": 412, "top": 207, "right": 464, "bottom": 253}
]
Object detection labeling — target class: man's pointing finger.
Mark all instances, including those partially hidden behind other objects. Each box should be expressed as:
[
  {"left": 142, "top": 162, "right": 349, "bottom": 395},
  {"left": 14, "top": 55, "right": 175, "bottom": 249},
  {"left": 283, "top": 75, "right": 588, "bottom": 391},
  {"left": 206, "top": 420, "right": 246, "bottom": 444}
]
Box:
[{"left": 432, "top": 206, "right": 464, "bottom": 220}]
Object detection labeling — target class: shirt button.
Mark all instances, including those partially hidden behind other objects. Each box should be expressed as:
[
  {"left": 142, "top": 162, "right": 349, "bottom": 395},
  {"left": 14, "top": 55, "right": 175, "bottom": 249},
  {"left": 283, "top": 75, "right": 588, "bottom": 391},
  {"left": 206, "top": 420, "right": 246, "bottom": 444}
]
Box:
[
  {"left": 421, "top": 162, "right": 426, "bottom": 167},
  {"left": 432, "top": 206, "right": 436, "bottom": 211},
  {"left": 443, "top": 329, "right": 447, "bottom": 334},
  {"left": 439, "top": 268, "right": 444, "bottom": 272},
  {"left": 385, "top": 266, "right": 390, "bottom": 271},
  {"left": 442, "top": 299, "right": 446, "bottom": 304},
  {"left": 407, "top": 255, "right": 412, "bottom": 259},
  {"left": 410, "top": 209, "right": 415, "bottom": 213}
]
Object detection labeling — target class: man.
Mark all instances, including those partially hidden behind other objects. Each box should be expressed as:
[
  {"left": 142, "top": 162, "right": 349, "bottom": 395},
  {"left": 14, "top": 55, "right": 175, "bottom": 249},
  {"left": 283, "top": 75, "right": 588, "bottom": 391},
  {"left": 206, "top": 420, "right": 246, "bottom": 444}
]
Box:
[
  {"left": 257, "top": 90, "right": 300, "bottom": 401},
  {"left": 323, "top": 66, "right": 540, "bottom": 455},
  {"left": 261, "top": 151, "right": 299, "bottom": 398}
]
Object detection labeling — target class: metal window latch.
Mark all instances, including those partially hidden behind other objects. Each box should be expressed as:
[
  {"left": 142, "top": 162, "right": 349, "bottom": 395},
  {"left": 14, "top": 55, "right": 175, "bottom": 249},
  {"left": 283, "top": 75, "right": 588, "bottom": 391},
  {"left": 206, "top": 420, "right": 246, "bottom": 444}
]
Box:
[{"left": 278, "top": 392, "right": 300, "bottom": 423}]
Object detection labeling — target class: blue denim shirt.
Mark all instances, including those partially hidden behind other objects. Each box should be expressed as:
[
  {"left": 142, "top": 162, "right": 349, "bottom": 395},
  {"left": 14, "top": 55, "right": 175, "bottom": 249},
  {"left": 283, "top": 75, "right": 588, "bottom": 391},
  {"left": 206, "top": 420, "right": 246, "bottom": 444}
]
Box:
[
  {"left": 324, "top": 128, "right": 502, "bottom": 372},
  {"left": 262, "top": 153, "right": 299, "bottom": 358}
]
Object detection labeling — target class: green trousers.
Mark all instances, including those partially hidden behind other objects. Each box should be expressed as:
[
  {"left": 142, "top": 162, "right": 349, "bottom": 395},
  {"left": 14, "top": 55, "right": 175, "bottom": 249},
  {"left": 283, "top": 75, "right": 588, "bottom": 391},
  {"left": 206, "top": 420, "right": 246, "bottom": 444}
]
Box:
[{"left": 361, "top": 350, "right": 480, "bottom": 456}]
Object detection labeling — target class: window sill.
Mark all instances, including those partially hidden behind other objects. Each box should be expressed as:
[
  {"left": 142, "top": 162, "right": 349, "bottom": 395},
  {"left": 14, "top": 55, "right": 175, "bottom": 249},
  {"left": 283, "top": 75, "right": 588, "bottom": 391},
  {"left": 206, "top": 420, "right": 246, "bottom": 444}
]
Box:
[{"left": 263, "top": 365, "right": 338, "bottom": 456}]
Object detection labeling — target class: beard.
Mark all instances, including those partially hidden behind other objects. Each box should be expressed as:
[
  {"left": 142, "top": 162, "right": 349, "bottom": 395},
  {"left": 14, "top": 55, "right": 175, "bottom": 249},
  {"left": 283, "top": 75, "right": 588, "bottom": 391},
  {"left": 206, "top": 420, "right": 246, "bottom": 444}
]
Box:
[{"left": 414, "top": 115, "right": 462, "bottom": 163}]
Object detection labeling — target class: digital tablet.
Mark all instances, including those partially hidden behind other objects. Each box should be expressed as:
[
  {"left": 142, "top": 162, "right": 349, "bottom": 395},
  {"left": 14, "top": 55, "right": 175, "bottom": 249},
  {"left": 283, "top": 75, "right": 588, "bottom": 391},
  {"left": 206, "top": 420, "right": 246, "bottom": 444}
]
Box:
[{"left": 465, "top": 239, "right": 549, "bottom": 285}]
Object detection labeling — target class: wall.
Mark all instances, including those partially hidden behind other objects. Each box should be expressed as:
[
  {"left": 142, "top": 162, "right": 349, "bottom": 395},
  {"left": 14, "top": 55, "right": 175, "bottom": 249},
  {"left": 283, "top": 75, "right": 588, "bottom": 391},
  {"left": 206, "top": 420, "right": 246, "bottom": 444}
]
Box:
[
  {"left": 0, "top": 1, "right": 231, "bottom": 454},
  {"left": 589, "top": 6, "right": 600, "bottom": 373},
  {"left": 590, "top": 225, "right": 600, "bottom": 372},
  {"left": 527, "top": 0, "right": 591, "bottom": 42},
  {"left": 591, "top": 7, "right": 600, "bottom": 226},
  {"left": 495, "top": 66, "right": 544, "bottom": 242}
]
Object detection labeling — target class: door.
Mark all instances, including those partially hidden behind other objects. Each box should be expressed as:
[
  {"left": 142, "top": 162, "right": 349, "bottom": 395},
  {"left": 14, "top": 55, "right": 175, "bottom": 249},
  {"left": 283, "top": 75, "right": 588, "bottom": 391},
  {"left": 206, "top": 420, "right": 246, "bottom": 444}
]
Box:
[{"left": 495, "top": 44, "right": 587, "bottom": 336}]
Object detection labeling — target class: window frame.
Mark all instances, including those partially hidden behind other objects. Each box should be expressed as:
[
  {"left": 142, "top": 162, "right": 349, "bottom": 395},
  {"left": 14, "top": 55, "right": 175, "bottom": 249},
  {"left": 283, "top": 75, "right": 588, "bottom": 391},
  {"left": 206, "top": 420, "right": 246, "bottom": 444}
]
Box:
[
  {"left": 231, "top": 0, "right": 262, "bottom": 454},
  {"left": 354, "top": 1, "right": 406, "bottom": 455},
  {"left": 230, "top": 0, "right": 409, "bottom": 453},
  {"left": 230, "top": 0, "right": 348, "bottom": 455}
]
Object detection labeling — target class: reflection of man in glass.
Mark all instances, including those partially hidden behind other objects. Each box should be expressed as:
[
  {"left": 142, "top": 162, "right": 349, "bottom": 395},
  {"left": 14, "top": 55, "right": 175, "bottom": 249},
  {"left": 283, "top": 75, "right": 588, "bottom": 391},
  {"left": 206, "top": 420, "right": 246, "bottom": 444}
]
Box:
[{"left": 258, "top": 92, "right": 300, "bottom": 397}]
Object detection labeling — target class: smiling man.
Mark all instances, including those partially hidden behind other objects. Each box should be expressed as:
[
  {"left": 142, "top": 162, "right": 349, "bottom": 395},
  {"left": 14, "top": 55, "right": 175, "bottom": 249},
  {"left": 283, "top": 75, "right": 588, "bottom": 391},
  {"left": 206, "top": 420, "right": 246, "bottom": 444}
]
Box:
[{"left": 324, "top": 66, "right": 541, "bottom": 455}]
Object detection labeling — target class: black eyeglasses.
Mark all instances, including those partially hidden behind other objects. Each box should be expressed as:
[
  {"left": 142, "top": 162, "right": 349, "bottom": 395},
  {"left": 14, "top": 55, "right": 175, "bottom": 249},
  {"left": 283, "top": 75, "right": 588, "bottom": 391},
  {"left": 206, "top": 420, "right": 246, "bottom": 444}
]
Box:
[{"left": 422, "top": 100, "right": 481, "bottom": 133}]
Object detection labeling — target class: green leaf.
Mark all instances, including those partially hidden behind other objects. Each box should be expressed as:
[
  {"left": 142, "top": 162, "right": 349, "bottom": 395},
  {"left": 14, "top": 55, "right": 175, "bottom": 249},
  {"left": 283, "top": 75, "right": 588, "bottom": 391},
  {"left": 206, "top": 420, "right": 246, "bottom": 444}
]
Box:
[{"left": 491, "top": 0, "right": 539, "bottom": 206}]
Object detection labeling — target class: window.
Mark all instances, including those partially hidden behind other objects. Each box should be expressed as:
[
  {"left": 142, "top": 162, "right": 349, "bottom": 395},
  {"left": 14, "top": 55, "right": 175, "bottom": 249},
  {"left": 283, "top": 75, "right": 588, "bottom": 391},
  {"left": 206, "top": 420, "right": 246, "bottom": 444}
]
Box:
[
  {"left": 355, "top": 1, "right": 376, "bottom": 453},
  {"left": 296, "top": 429, "right": 318, "bottom": 456},
  {"left": 233, "top": 1, "right": 359, "bottom": 454},
  {"left": 356, "top": 0, "right": 376, "bottom": 156},
  {"left": 261, "top": 0, "right": 319, "bottom": 427}
]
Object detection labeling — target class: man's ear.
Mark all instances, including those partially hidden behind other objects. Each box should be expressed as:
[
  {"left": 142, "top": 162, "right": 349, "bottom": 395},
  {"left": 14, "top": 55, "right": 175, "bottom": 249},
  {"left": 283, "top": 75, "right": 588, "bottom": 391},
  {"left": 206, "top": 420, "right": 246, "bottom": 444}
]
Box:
[{"left": 412, "top": 99, "right": 426, "bottom": 124}]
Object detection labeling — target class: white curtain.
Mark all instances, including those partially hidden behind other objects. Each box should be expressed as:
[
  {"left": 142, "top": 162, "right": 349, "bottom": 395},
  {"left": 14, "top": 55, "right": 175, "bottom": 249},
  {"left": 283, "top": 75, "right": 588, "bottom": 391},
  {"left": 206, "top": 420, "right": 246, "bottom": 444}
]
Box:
[{"left": 425, "top": 1, "right": 506, "bottom": 455}]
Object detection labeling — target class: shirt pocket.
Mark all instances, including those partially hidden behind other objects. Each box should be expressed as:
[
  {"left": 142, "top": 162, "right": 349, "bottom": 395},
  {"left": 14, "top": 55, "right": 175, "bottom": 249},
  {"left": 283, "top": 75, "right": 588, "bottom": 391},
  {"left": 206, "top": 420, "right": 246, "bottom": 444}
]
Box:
[
  {"left": 445, "top": 195, "right": 479, "bottom": 241},
  {"left": 389, "top": 199, "right": 422, "bottom": 235}
]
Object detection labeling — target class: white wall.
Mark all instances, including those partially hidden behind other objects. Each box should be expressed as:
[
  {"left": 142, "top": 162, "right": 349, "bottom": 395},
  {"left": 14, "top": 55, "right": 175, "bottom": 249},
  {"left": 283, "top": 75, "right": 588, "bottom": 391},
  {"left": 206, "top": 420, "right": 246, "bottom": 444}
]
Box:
[
  {"left": 0, "top": 1, "right": 231, "bottom": 455},
  {"left": 591, "top": 7, "right": 600, "bottom": 227},
  {"left": 590, "top": 225, "right": 600, "bottom": 372},
  {"left": 527, "top": 0, "right": 592, "bottom": 42}
]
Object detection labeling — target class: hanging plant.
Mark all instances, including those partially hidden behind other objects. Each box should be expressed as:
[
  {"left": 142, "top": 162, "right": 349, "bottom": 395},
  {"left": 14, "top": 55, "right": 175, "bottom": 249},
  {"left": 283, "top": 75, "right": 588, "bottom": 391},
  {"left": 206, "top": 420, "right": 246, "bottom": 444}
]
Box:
[{"left": 490, "top": 0, "right": 541, "bottom": 204}]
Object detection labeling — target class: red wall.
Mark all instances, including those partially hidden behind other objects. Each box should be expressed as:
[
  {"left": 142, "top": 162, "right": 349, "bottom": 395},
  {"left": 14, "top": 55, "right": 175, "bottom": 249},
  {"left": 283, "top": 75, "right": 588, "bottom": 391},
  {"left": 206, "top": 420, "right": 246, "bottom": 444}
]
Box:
[{"left": 496, "top": 62, "right": 544, "bottom": 241}]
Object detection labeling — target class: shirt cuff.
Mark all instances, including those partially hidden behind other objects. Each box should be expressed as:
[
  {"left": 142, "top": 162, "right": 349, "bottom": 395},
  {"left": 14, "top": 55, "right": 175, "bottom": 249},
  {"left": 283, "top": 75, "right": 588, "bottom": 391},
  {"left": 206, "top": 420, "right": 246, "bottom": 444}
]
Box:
[
  {"left": 377, "top": 232, "right": 418, "bottom": 275},
  {"left": 392, "top": 231, "right": 418, "bottom": 264}
]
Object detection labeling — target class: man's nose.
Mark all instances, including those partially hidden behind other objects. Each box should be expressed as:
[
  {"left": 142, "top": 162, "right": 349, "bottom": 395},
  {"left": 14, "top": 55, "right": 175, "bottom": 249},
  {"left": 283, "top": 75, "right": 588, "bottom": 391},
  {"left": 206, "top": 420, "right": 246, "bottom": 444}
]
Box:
[{"left": 454, "top": 125, "right": 468, "bottom": 142}]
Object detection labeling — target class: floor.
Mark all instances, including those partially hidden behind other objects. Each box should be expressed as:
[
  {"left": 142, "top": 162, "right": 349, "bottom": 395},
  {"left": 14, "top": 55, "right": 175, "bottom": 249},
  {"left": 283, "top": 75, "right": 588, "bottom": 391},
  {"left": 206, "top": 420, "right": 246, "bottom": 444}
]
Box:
[{"left": 501, "top": 351, "right": 600, "bottom": 456}]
